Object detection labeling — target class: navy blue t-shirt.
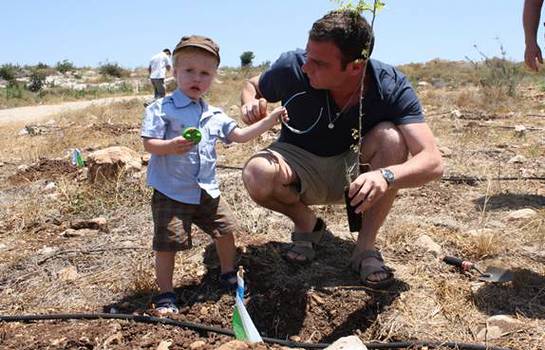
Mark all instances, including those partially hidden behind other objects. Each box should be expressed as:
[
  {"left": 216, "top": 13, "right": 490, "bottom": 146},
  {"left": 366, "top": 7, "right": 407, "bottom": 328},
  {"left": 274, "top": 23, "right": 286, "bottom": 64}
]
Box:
[{"left": 259, "top": 49, "right": 424, "bottom": 157}]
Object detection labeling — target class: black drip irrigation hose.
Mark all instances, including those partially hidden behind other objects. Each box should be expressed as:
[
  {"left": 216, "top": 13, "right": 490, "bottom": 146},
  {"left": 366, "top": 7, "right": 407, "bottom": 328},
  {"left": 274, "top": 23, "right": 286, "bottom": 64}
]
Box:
[{"left": 0, "top": 313, "right": 512, "bottom": 350}]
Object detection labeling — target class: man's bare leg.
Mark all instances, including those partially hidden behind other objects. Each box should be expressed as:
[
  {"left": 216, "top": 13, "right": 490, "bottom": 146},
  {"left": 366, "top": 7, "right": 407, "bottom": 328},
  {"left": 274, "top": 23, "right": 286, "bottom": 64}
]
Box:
[
  {"left": 352, "top": 122, "right": 408, "bottom": 283},
  {"left": 242, "top": 151, "right": 317, "bottom": 261}
]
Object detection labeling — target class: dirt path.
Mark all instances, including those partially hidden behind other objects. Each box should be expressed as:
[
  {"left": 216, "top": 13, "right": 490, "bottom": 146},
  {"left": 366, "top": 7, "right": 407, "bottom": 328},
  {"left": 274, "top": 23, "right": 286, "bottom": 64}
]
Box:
[{"left": 0, "top": 95, "right": 148, "bottom": 126}]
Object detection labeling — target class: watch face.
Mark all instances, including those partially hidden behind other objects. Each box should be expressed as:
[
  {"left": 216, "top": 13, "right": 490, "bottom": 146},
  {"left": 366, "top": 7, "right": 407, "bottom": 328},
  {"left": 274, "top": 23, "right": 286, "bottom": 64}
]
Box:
[{"left": 382, "top": 168, "right": 394, "bottom": 184}]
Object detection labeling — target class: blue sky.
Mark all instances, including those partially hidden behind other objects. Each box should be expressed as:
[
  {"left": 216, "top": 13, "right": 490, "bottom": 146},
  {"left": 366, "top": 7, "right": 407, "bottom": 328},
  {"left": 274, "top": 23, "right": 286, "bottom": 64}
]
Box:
[{"left": 0, "top": 1, "right": 531, "bottom": 68}]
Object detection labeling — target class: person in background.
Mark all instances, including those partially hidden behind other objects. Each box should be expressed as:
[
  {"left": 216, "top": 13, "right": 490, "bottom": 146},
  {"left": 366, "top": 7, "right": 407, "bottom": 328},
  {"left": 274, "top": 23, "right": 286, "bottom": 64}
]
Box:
[
  {"left": 148, "top": 48, "right": 172, "bottom": 100},
  {"left": 523, "top": 0, "right": 544, "bottom": 71}
]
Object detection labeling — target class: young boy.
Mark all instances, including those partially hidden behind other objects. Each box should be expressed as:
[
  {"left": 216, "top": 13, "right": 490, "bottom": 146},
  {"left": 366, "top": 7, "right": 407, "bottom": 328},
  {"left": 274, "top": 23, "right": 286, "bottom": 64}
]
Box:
[{"left": 141, "top": 35, "right": 286, "bottom": 314}]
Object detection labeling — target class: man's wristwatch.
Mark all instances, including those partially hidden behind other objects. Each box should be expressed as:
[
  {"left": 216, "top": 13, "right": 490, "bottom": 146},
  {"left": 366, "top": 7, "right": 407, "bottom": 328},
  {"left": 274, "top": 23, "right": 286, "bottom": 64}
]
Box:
[{"left": 380, "top": 168, "right": 395, "bottom": 187}]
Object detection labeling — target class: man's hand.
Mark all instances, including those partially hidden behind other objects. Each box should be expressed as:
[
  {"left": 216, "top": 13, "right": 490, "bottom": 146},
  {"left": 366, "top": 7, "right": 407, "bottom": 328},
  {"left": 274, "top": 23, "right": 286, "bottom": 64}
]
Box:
[
  {"left": 241, "top": 98, "right": 268, "bottom": 125},
  {"left": 168, "top": 137, "right": 195, "bottom": 155},
  {"left": 348, "top": 170, "right": 389, "bottom": 214},
  {"left": 525, "top": 43, "right": 543, "bottom": 71}
]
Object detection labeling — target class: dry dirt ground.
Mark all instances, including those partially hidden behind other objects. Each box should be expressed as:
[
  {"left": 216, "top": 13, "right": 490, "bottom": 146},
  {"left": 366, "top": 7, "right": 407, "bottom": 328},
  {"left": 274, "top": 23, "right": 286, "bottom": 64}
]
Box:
[
  {"left": 0, "top": 80, "right": 544, "bottom": 350},
  {"left": 0, "top": 95, "right": 148, "bottom": 126}
]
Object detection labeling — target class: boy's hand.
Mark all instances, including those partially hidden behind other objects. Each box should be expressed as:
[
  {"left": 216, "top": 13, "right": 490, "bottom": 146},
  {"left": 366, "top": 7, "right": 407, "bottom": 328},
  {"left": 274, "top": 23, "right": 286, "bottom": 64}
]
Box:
[
  {"left": 169, "top": 137, "right": 195, "bottom": 154},
  {"left": 241, "top": 98, "right": 268, "bottom": 124},
  {"left": 268, "top": 106, "right": 289, "bottom": 125}
]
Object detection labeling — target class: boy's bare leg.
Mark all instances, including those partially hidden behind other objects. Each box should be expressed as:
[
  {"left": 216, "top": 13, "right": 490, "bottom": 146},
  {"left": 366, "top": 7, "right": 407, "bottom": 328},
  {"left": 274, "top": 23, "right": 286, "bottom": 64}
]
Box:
[
  {"left": 214, "top": 232, "right": 236, "bottom": 274},
  {"left": 155, "top": 251, "right": 176, "bottom": 293}
]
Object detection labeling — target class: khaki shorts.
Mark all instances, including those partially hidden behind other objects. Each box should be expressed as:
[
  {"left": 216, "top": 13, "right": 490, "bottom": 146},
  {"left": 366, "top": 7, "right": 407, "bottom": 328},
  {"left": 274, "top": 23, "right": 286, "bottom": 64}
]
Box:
[
  {"left": 268, "top": 142, "right": 358, "bottom": 205},
  {"left": 151, "top": 190, "right": 238, "bottom": 252}
]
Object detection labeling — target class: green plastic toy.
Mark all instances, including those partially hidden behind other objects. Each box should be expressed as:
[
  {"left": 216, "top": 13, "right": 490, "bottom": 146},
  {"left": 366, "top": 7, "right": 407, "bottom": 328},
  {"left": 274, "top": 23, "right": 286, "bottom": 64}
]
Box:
[{"left": 182, "top": 127, "right": 202, "bottom": 144}]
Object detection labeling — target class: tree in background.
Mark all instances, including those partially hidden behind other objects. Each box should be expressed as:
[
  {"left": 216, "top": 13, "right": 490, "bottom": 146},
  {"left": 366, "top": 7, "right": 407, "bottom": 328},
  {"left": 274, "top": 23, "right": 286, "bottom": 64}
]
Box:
[{"left": 240, "top": 51, "right": 255, "bottom": 68}]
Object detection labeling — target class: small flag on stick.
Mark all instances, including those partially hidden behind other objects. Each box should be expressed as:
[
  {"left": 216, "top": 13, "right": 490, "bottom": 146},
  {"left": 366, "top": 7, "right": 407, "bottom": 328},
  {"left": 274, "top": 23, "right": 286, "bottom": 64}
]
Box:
[{"left": 232, "top": 266, "right": 262, "bottom": 343}]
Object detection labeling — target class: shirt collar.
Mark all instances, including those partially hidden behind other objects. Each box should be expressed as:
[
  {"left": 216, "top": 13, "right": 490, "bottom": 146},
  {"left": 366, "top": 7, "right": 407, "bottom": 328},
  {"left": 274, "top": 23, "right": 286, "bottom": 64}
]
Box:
[
  {"left": 172, "top": 89, "right": 213, "bottom": 119},
  {"left": 172, "top": 89, "right": 208, "bottom": 109}
]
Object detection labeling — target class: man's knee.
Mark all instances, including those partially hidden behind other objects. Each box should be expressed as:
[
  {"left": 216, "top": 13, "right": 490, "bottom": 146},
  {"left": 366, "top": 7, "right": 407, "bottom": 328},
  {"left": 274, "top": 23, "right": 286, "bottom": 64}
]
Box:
[
  {"left": 362, "top": 122, "right": 408, "bottom": 165},
  {"left": 242, "top": 156, "right": 277, "bottom": 202}
]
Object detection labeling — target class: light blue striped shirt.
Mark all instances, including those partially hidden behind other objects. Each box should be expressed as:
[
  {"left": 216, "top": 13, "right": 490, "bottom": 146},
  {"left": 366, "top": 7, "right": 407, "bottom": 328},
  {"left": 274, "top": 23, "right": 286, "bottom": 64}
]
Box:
[{"left": 141, "top": 89, "right": 237, "bottom": 204}]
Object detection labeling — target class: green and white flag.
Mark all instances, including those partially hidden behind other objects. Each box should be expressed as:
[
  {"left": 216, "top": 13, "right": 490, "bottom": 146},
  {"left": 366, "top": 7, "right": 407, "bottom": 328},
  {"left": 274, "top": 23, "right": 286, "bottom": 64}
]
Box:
[{"left": 232, "top": 270, "right": 262, "bottom": 343}]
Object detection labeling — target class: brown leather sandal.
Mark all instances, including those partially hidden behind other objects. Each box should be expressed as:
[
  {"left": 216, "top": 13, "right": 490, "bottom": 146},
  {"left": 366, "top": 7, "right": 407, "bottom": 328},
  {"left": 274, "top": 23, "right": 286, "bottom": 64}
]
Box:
[
  {"left": 351, "top": 250, "right": 395, "bottom": 289},
  {"left": 284, "top": 218, "right": 327, "bottom": 264}
]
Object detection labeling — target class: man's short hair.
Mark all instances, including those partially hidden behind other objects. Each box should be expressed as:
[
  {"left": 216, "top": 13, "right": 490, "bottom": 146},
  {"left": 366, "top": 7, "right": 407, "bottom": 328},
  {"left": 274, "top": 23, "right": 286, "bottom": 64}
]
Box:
[
  {"left": 309, "top": 10, "right": 374, "bottom": 68},
  {"left": 163, "top": 48, "right": 172, "bottom": 55}
]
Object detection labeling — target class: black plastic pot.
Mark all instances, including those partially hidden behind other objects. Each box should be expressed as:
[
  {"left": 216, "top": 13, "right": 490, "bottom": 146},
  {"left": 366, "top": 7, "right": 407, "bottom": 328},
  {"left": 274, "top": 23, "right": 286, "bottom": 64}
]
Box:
[{"left": 344, "top": 187, "right": 362, "bottom": 232}]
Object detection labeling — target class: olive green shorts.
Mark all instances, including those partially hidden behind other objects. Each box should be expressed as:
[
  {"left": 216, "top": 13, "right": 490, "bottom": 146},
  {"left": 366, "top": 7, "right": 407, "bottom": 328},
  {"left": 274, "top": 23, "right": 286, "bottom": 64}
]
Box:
[{"left": 267, "top": 142, "right": 358, "bottom": 205}]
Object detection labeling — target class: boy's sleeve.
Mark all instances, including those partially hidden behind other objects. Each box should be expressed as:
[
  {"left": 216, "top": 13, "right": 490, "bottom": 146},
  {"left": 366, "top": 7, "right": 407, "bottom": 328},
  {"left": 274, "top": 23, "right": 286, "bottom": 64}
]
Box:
[
  {"left": 220, "top": 115, "right": 238, "bottom": 145},
  {"left": 141, "top": 104, "right": 167, "bottom": 139}
]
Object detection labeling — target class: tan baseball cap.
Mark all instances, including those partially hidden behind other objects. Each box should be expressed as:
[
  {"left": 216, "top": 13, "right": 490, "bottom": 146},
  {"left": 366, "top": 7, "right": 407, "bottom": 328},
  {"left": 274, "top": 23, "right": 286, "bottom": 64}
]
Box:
[{"left": 173, "top": 35, "right": 220, "bottom": 64}]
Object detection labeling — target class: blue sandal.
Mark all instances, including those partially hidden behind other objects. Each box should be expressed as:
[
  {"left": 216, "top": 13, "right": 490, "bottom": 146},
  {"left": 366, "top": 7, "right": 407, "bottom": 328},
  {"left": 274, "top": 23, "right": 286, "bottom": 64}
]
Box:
[{"left": 152, "top": 292, "right": 179, "bottom": 314}]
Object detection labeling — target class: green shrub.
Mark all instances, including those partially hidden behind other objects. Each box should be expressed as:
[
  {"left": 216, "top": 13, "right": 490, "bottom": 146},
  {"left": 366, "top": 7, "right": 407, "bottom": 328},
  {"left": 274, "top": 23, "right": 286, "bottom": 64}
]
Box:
[
  {"left": 56, "top": 59, "right": 75, "bottom": 74},
  {"left": 5, "top": 82, "right": 24, "bottom": 99},
  {"left": 240, "top": 51, "right": 255, "bottom": 68},
  {"left": 35, "top": 62, "right": 50, "bottom": 70},
  {"left": 470, "top": 44, "right": 523, "bottom": 97},
  {"left": 98, "top": 61, "right": 129, "bottom": 78},
  {"left": 27, "top": 69, "right": 47, "bottom": 92},
  {"left": 0, "top": 64, "right": 20, "bottom": 82}
]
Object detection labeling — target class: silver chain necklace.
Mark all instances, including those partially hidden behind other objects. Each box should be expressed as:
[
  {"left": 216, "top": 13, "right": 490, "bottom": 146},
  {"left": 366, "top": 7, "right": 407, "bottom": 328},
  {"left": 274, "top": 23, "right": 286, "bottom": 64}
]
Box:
[{"left": 325, "top": 87, "right": 361, "bottom": 129}]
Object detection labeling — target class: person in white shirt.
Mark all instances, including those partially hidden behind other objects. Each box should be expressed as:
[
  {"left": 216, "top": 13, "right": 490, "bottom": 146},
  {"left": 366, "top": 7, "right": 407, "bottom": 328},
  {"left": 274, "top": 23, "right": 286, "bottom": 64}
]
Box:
[{"left": 148, "top": 49, "right": 172, "bottom": 99}]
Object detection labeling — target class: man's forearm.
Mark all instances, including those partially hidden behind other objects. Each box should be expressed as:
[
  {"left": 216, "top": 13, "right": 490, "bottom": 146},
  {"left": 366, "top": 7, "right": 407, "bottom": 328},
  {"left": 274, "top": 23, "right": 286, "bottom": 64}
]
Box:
[
  {"left": 523, "top": 0, "right": 544, "bottom": 44},
  {"left": 240, "top": 76, "right": 261, "bottom": 105}
]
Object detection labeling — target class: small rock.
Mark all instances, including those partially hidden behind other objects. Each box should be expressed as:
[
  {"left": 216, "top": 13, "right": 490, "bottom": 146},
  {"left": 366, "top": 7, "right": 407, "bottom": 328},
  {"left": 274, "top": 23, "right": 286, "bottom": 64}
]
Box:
[
  {"left": 157, "top": 340, "right": 172, "bottom": 350},
  {"left": 70, "top": 217, "right": 108, "bottom": 232},
  {"left": 58, "top": 266, "right": 78, "bottom": 281},
  {"left": 414, "top": 235, "right": 442, "bottom": 257},
  {"left": 429, "top": 216, "right": 460, "bottom": 231},
  {"left": 324, "top": 336, "right": 367, "bottom": 350},
  {"left": 506, "top": 208, "right": 537, "bottom": 221},
  {"left": 450, "top": 109, "right": 462, "bottom": 119},
  {"left": 0, "top": 243, "right": 7, "bottom": 251},
  {"left": 17, "top": 164, "right": 30, "bottom": 172},
  {"left": 200, "top": 306, "right": 209, "bottom": 316},
  {"left": 417, "top": 81, "right": 430, "bottom": 87},
  {"left": 289, "top": 336, "right": 301, "bottom": 342},
  {"left": 43, "top": 182, "right": 57, "bottom": 193},
  {"left": 438, "top": 146, "right": 453, "bottom": 157},
  {"left": 514, "top": 125, "right": 527, "bottom": 135},
  {"left": 62, "top": 228, "right": 82, "bottom": 237},
  {"left": 190, "top": 340, "right": 206, "bottom": 349},
  {"left": 39, "top": 246, "right": 57, "bottom": 255},
  {"left": 476, "top": 326, "right": 503, "bottom": 341},
  {"left": 141, "top": 153, "right": 151, "bottom": 165},
  {"left": 215, "top": 340, "right": 249, "bottom": 350},
  {"left": 508, "top": 155, "right": 527, "bottom": 164},
  {"left": 476, "top": 315, "right": 523, "bottom": 341},
  {"left": 467, "top": 228, "right": 495, "bottom": 237}
]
